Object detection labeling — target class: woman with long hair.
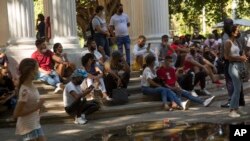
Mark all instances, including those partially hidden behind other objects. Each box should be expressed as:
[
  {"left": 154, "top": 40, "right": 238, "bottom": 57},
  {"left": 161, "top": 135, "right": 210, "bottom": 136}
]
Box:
[
  {"left": 224, "top": 25, "right": 248, "bottom": 117},
  {"left": 81, "top": 53, "right": 111, "bottom": 100},
  {"left": 13, "top": 58, "right": 46, "bottom": 141}
]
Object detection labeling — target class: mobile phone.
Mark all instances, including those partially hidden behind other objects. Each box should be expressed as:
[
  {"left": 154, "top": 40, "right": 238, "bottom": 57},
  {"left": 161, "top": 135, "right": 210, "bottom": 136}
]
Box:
[{"left": 148, "top": 43, "right": 151, "bottom": 47}]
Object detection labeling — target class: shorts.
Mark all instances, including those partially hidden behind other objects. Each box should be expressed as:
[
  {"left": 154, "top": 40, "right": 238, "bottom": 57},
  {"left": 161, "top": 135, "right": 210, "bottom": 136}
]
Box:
[{"left": 22, "top": 128, "right": 44, "bottom": 141}]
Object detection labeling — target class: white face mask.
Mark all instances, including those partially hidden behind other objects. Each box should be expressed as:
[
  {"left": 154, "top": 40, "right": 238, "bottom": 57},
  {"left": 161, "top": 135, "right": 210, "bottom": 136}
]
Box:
[
  {"left": 41, "top": 49, "right": 47, "bottom": 53},
  {"left": 102, "top": 11, "right": 105, "bottom": 16}
]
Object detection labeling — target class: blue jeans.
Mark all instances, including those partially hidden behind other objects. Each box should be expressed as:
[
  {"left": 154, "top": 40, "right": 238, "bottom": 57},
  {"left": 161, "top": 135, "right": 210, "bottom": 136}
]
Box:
[
  {"left": 22, "top": 128, "right": 44, "bottom": 141},
  {"left": 39, "top": 70, "right": 61, "bottom": 87},
  {"left": 141, "top": 86, "right": 182, "bottom": 105},
  {"left": 228, "top": 63, "right": 242, "bottom": 109},
  {"left": 94, "top": 33, "right": 110, "bottom": 56},
  {"left": 178, "top": 90, "right": 204, "bottom": 104},
  {"left": 117, "top": 35, "right": 131, "bottom": 65}
]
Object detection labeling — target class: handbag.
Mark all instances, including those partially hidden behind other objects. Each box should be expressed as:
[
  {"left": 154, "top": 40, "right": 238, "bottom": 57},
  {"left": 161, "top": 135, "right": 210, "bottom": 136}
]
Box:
[
  {"left": 237, "top": 62, "right": 249, "bottom": 81},
  {"left": 112, "top": 88, "right": 128, "bottom": 105},
  {"left": 150, "top": 77, "right": 165, "bottom": 88}
]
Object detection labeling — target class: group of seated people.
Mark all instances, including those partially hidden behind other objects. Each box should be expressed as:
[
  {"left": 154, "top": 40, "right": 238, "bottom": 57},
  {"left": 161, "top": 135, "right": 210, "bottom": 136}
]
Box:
[{"left": 1, "top": 32, "right": 223, "bottom": 124}]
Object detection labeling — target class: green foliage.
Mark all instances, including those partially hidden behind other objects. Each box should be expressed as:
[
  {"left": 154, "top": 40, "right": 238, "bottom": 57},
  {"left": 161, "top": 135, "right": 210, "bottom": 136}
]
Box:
[
  {"left": 34, "top": 0, "right": 44, "bottom": 20},
  {"left": 169, "top": 0, "right": 250, "bottom": 35}
]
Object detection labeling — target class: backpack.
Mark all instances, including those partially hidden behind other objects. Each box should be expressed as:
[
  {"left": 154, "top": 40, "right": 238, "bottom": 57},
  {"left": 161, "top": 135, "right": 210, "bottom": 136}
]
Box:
[
  {"left": 85, "top": 21, "right": 95, "bottom": 39},
  {"left": 85, "top": 17, "right": 102, "bottom": 39}
]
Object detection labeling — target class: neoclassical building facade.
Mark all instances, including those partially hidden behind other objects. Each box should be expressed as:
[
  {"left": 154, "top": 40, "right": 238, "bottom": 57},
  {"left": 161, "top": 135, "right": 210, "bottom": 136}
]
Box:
[{"left": 0, "top": 0, "right": 169, "bottom": 76}]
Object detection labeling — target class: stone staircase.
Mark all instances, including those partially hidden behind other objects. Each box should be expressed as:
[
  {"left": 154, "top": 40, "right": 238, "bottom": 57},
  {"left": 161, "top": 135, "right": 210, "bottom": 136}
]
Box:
[{"left": 1, "top": 71, "right": 250, "bottom": 128}]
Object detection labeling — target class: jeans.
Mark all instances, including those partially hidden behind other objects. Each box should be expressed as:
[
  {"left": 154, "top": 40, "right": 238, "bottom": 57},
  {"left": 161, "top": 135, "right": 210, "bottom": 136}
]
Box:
[
  {"left": 178, "top": 90, "right": 204, "bottom": 104},
  {"left": 117, "top": 35, "right": 131, "bottom": 65},
  {"left": 224, "top": 60, "right": 244, "bottom": 103},
  {"left": 141, "top": 86, "right": 182, "bottom": 105},
  {"left": 94, "top": 33, "right": 110, "bottom": 56},
  {"left": 39, "top": 70, "right": 61, "bottom": 87},
  {"left": 228, "top": 62, "right": 242, "bottom": 109}
]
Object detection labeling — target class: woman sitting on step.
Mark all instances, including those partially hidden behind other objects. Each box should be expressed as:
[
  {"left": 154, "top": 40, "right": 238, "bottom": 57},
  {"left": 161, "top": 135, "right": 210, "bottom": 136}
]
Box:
[
  {"left": 141, "top": 54, "right": 189, "bottom": 111},
  {"left": 81, "top": 53, "right": 111, "bottom": 101},
  {"left": 53, "top": 43, "right": 76, "bottom": 83},
  {"left": 63, "top": 69, "right": 100, "bottom": 125}
]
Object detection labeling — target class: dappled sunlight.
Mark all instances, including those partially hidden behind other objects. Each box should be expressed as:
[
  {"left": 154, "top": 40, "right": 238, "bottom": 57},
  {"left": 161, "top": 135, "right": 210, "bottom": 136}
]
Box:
[{"left": 57, "top": 129, "right": 83, "bottom": 135}]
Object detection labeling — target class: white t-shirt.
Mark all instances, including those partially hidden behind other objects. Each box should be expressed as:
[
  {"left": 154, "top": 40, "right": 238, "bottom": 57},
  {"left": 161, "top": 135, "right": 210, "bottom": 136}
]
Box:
[
  {"left": 81, "top": 49, "right": 103, "bottom": 60},
  {"left": 16, "top": 85, "right": 41, "bottom": 135},
  {"left": 63, "top": 81, "right": 82, "bottom": 107},
  {"left": 110, "top": 13, "right": 129, "bottom": 37},
  {"left": 141, "top": 67, "right": 156, "bottom": 87},
  {"left": 81, "top": 49, "right": 103, "bottom": 66},
  {"left": 133, "top": 44, "right": 155, "bottom": 57}
]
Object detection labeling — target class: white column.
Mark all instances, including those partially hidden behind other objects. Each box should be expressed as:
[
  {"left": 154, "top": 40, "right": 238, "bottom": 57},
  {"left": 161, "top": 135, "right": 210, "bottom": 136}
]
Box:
[
  {"left": 122, "top": 0, "right": 170, "bottom": 43},
  {"left": 143, "top": 0, "right": 169, "bottom": 43},
  {"left": 44, "top": 0, "right": 79, "bottom": 45},
  {"left": 0, "top": 0, "right": 10, "bottom": 47},
  {"left": 7, "top": 0, "right": 35, "bottom": 45}
]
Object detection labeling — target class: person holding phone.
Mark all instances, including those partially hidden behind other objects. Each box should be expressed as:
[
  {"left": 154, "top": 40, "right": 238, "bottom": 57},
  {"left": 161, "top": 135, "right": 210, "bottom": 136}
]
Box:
[
  {"left": 132, "top": 35, "right": 157, "bottom": 71},
  {"left": 63, "top": 69, "right": 100, "bottom": 125}
]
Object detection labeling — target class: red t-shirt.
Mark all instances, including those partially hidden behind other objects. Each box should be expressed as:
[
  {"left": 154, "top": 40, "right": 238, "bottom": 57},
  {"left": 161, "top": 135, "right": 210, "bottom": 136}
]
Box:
[
  {"left": 31, "top": 50, "right": 54, "bottom": 71},
  {"left": 167, "top": 43, "right": 178, "bottom": 55},
  {"left": 156, "top": 66, "right": 176, "bottom": 87}
]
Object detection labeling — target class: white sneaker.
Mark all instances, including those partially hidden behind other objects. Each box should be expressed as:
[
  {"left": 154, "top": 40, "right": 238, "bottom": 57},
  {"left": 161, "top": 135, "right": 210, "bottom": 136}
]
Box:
[
  {"left": 53, "top": 87, "right": 63, "bottom": 94},
  {"left": 203, "top": 96, "right": 215, "bottom": 107},
  {"left": 202, "top": 89, "right": 211, "bottom": 95},
  {"left": 191, "top": 90, "right": 198, "bottom": 97},
  {"left": 228, "top": 111, "right": 240, "bottom": 118},
  {"left": 81, "top": 114, "right": 86, "bottom": 119},
  {"left": 181, "top": 100, "right": 190, "bottom": 110},
  {"left": 105, "top": 96, "right": 113, "bottom": 101},
  {"left": 74, "top": 117, "right": 87, "bottom": 125}
]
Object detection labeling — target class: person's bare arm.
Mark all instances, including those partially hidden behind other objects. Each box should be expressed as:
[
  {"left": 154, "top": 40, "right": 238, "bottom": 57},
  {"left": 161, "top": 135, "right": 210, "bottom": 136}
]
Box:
[
  {"left": 147, "top": 78, "right": 161, "bottom": 87},
  {"left": 224, "top": 40, "right": 248, "bottom": 62}
]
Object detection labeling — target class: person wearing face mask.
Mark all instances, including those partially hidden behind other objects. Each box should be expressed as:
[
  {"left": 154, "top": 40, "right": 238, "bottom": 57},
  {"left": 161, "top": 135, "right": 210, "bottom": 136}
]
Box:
[
  {"left": 204, "top": 34, "right": 219, "bottom": 50},
  {"left": 31, "top": 38, "right": 64, "bottom": 94},
  {"left": 157, "top": 55, "right": 215, "bottom": 108},
  {"left": 132, "top": 35, "right": 157, "bottom": 71},
  {"left": 63, "top": 69, "right": 100, "bottom": 124},
  {"left": 53, "top": 43, "right": 76, "bottom": 82},
  {"left": 110, "top": 3, "right": 131, "bottom": 66},
  {"left": 92, "top": 5, "right": 110, "bottom": 57},
  {"left": 81, "top": 38, "right": 106, "bottom": 71}
]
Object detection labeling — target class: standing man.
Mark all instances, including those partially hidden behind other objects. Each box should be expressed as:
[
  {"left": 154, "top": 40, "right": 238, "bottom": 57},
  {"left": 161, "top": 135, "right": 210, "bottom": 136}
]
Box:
[
  {"left": 92, "top": 6, "right": 110, "bottom": 57},
  {"left": 110, "top": 3, "right": 131, "bottom": 65}
]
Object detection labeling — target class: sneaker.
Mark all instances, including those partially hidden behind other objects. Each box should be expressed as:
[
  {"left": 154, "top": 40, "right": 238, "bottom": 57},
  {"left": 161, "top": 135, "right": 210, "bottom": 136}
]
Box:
[
  {"left": 221, "top": 102, "right": 230, "bottom": 108},
  {"left": 74, "top": 117, "right": 87, "bottom": 125},
  {"left": 181, "top": 100, "right": 190, "bottom": 110},
  {"left": 105, "top": 96, "right": 113, "bottom": 101},
  {"left": 203, "top": 96, "right": 215, "bottom": 107},
  {"left": 191, "top": 90, "right": 198, "bottom": 97},
  {"left": 213, "top": 80, "right": 223, "bottom": 85},
  {"left": 228, "top": 111, "right": 240, "bottom": 118},
  {"left": 202, "top": 89, "right": 211, "bottom": 95},
  {"left": 53, "top": 87, "right": 63, "bottom": 94}
]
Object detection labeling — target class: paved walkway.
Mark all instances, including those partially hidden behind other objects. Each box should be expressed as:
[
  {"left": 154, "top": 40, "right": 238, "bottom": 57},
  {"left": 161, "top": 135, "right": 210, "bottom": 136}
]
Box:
[{"left": 1, "top": 93, "right": 250, "bottom": 141}]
